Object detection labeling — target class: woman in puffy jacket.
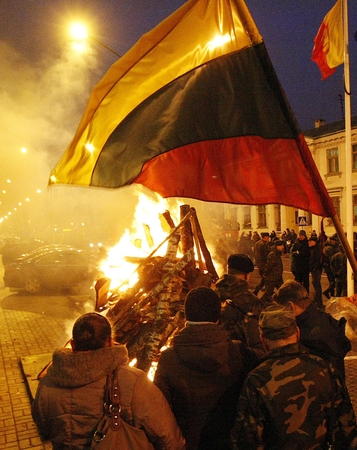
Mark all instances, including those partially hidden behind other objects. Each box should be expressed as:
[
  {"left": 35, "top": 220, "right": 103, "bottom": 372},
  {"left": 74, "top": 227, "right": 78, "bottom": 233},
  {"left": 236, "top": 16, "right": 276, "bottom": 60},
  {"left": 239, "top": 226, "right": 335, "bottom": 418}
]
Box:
[{"left": 31, "top": 312, "right": 185, "bottom": 450}]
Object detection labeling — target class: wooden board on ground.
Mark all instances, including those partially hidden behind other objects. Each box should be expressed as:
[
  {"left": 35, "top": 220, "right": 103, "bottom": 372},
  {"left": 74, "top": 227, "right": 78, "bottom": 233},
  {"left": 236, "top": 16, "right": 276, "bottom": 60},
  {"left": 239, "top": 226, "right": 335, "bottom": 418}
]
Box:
[{"left": 19, "top": 353, "right": 52, "bottom": 401}]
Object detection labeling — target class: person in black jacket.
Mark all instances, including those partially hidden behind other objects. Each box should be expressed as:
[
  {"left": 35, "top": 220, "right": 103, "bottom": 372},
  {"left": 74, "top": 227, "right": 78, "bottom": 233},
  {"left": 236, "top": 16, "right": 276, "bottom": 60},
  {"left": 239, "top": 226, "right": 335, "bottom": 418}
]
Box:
[
  {"left": 273, "top": 279, "right": 351, "bottom": 378},
  {"left": 308, "top": 236, "right": 323, "bottom": 308},
  {"left": 290, "top": 229, "right": 310, "bottom": 292},
  {"left": 154, "top": 287, "right": 258, "bottom": 450},
  {"left": 260, "top": 240, "right": 285, "bottom": 305}
]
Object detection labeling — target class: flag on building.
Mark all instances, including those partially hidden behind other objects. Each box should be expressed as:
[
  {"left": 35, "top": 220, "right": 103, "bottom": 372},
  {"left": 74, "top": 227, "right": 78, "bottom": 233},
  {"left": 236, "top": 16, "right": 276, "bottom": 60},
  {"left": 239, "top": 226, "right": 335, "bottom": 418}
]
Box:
[
  {"left": 50, "top": 0, "right": 336, "bottom": 218},
  {"left": 312, "top": 0, "right": 343, "bottom": 79}
]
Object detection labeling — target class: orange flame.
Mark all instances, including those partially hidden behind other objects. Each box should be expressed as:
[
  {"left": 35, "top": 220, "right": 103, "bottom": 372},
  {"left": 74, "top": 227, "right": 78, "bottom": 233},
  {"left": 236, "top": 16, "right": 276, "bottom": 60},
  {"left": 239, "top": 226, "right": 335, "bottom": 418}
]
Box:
[{"left": 100, "top": 193, "right": 182, "bottom": 291}]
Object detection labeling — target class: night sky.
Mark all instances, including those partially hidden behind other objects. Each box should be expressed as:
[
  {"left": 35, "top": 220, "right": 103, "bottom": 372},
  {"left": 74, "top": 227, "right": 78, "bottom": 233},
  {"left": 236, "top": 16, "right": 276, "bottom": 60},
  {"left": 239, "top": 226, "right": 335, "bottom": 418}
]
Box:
[{"left": 1, "top": 0, "right": 356, "bottom": 131}]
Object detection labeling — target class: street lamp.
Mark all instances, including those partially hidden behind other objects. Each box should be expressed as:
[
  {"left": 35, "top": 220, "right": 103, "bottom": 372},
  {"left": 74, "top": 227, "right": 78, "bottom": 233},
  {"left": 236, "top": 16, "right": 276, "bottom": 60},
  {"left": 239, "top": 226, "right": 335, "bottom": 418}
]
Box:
[{"left": 69, "top": 23, "right": 121, "bottom": 58}]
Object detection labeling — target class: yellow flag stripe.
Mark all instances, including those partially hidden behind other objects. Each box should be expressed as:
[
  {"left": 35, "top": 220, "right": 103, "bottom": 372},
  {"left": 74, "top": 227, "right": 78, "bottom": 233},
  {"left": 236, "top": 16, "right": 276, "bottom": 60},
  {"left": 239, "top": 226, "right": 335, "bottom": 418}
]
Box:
[{"left": 50, "top": 0, "right": 262, "bottom": 186}]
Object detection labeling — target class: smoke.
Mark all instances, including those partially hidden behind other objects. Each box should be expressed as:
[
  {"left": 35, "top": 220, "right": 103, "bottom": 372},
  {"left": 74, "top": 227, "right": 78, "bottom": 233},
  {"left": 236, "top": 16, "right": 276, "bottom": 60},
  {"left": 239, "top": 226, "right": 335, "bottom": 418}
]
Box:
[
  {"left": 0, "top": 39, "right": 146, "bottom": 248},
  {"left": 0, "top": 37, "right": 229, "bottom": 272}
]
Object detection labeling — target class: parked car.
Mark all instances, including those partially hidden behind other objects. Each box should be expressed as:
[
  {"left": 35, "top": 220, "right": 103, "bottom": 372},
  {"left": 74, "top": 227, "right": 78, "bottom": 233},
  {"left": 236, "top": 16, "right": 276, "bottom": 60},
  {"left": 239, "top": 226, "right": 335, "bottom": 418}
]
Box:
[
  {"left": 3, "top": 246, "right": 101, "bottom": 293},
  {"left": 0, "top": 237, "right": 44, "bottom": 265}
]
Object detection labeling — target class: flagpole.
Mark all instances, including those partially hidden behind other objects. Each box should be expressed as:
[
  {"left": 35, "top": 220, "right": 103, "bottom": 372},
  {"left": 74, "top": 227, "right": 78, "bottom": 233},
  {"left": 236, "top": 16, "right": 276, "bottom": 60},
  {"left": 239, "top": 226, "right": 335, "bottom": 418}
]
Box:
[{"left": 343, "top": 0, "right": 354, "bottom": 295}]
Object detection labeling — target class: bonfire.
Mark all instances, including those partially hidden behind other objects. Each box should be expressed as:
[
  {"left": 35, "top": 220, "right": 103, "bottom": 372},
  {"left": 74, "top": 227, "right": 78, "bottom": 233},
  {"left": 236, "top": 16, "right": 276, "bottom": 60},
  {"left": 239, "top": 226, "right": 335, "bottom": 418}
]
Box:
[{"left": 95, "top": 203, "right": 218, "bottom": 372}]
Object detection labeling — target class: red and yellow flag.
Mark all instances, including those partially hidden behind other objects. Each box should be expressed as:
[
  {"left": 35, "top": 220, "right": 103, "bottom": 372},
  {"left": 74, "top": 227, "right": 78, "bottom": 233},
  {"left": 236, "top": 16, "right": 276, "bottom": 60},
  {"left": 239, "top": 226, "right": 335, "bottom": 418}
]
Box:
[
  {"left": 50, "top": 0, "right": 336, "bottom": 218},
  {"left": 312, "top": 0, "right": 343, "bottom": 79}
]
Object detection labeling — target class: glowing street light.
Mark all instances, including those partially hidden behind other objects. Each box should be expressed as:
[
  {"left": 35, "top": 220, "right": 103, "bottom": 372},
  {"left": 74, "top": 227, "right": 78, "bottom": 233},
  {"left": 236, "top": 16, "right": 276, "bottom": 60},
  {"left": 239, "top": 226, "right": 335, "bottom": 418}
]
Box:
[{"left": 69, "top": 22, "right": 121, "bottom": 58}]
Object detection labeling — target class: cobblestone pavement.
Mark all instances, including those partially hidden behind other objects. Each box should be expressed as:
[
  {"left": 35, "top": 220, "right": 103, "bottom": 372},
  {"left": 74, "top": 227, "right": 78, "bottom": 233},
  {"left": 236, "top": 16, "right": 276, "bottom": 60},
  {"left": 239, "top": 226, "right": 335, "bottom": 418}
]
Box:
[
  {"left": 1, "top": 259, "right": 357, "bottom": 449},
  {"left": 0, "top": 284, "right": 94, "bottom": 450}
]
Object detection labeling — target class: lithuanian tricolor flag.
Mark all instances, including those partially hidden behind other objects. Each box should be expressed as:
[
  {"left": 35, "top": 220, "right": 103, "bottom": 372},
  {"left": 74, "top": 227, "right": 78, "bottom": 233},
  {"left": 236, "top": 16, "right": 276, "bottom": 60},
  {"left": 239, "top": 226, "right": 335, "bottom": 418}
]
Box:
[{"left": 50, "top": 0, "right": 335, "bottom": 218}]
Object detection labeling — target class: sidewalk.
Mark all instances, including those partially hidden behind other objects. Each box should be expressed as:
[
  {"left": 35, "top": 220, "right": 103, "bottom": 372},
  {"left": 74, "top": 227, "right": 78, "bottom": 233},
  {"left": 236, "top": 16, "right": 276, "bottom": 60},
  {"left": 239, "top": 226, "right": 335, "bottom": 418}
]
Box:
[
  {"left": 1, "top": 283, "right": 357, "bottom": 449},
  {"left": 0, "top": 300, "right": 67, "bottom": 449},
  {"left": 0, "top": 269, "right": 94, "bottom": 450}
]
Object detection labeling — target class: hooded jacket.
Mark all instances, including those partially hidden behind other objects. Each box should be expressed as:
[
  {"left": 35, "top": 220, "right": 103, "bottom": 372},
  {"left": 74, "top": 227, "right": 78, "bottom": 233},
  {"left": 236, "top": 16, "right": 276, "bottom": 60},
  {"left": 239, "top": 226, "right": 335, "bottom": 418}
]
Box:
[
  {"left": 296, "top": 303, "right": 351, "bottom": 378},
  {"left": 31, "top": 345, "right": 185, "bottom": 450},
  {"left": 154, "top": 323, "right": 257, "bottom": 450}
]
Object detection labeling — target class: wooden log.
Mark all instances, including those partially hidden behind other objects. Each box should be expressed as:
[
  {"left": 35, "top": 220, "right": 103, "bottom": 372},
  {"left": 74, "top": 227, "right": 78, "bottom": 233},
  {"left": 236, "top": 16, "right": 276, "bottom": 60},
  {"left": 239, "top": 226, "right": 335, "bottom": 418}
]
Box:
[
  {"left": 112, "top": 249, "right": 194, "bottom": 336},
  {"left": 190, "top": 207, "right": 219, "bottom": 282},
  {"left": 180, "top": 204, "right": 198, "bottom": 283},
  {"left": 136, "top": 218, "right": 182, "bottom": 371}
]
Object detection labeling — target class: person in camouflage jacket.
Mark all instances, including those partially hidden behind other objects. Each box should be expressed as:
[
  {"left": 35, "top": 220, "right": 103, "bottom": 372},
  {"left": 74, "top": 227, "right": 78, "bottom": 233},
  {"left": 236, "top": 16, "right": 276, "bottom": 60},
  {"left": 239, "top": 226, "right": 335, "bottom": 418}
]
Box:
[
  {"left": 231, "top": 305, "right": 357, "bottom": 450},
  {"left": 215, "top": 254, "right": 265, "bottom": 355},
  {"left": 330, "top": 245, "right": 348, "bottom": 297},
  {"left": 260, "top": 240, "right": 285, "bottom": 305},
  {"left": 323, "top": 235, "right": 340, "bottom": 298},
  {"left": 253, "top": 232, "right": 271, "bottom": 295}
]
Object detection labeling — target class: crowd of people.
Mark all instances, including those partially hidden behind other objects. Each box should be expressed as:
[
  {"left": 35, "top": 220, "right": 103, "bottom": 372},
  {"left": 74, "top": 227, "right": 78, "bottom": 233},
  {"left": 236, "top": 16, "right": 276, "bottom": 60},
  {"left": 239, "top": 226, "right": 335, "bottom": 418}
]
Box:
[
  {"left": 31, "top": 230, "right": 357, "bottom": 450},
  {"left": 238, "top": 228, "right": 350, "bottom": 306}
]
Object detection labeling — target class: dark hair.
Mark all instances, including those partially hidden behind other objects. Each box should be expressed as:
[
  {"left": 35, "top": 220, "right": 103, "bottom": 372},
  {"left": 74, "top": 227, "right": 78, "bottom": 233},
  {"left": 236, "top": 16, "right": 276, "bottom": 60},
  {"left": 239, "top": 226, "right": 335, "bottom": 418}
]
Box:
[
  {"left": 273, "top": 280, "right": 311, "bottom": 308},
  {"left": 184, "top": 287, "right": 221, "bottom": 323},
  {"left": 72, "top": 313, "right": 112, "bottom": 351}
]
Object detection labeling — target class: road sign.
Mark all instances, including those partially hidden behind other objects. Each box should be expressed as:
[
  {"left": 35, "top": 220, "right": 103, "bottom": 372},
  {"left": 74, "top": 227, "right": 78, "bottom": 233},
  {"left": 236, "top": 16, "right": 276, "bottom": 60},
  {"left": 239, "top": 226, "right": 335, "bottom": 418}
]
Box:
[{"left": 298, "top": 216, "right": 307, "bottom": 225}]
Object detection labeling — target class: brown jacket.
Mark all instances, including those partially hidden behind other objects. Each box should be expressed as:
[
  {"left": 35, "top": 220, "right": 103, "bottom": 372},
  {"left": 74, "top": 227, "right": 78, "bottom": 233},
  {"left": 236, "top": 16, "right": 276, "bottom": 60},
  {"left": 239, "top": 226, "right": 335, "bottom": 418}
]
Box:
[{"left": 31, "top": 345, "right": 185, "bottom": 450}]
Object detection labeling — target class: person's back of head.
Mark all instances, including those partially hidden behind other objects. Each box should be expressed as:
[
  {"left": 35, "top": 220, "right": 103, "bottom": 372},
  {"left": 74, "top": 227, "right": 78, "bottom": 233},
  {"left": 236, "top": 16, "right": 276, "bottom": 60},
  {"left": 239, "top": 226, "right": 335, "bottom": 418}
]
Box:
[
  {"left": 71, "top": 312, "right": 113, "bottom": 351},
  {"left": 185, "top": 287, "right": 221, "bottom": 323},
  {"left": 273, "top": 280, "right": 311, "bottom": 311}
]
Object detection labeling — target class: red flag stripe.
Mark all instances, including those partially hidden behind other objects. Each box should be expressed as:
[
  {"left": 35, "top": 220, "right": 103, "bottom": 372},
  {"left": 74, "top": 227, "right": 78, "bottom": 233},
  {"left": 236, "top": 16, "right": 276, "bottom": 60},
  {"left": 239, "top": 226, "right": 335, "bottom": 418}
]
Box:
[{"left": 133, "top": 134, "right": 334, "bottom": 217}]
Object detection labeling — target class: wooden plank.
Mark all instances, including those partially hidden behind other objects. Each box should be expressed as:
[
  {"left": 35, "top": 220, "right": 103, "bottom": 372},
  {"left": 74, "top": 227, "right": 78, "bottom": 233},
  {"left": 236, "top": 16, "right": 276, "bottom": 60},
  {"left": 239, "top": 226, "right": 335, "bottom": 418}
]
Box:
[{"left": 19, "top": 353, "right": 52, "bottom": 401}]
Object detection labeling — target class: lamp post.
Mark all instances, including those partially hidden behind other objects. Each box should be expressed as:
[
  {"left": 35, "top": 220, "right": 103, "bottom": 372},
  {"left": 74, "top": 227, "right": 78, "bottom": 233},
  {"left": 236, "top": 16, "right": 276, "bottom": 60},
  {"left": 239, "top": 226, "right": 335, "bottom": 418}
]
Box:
[{"left": 69, "top": 23, "right": 121, "bottom": 58}]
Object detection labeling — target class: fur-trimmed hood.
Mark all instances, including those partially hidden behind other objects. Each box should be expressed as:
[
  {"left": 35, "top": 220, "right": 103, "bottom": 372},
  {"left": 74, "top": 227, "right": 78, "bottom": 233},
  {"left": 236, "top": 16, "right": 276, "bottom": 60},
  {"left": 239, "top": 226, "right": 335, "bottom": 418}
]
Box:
[{"left": 46, "top": 344, "right": 128, "bottom": 388}]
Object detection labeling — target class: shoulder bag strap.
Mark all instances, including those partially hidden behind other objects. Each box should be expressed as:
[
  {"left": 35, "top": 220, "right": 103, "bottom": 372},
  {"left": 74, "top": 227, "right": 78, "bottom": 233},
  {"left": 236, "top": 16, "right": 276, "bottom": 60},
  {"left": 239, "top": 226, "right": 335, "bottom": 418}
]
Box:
[{"left": 108, "top": 368, "right": 121, "bottom": 431}]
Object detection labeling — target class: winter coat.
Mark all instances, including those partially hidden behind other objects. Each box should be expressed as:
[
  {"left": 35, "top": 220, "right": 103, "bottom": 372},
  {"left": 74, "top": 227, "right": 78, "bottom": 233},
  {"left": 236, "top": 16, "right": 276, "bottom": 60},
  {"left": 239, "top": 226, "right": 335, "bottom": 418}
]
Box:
[
  {"left": 290, "top": 238, "right": 309, "bottom": 274},
  {"left": 323, "top": 241, "right": 339, "bottom": 262},
  {"left": 254, "top": 239, "right": 270, "bottom": 270},
  {"left": 296, "top": 303, "right": 351, "bottom": 378},
  {"left": 215, "top": 275, "right": 265, "bottom": 351},
  {"left": 263, "top": 248, "right": 283, "bottom": 282},
  {"left": 31, "top": 345, "right": 185, "bottom": 450},
  {"left": 154, "top": 323, "right": 257, "bottom": 450},
  {"left": 330, "top": 251, "right": 347, "bottom": 281},
  {"left": 309, "top": 242, "right": 323, "bottom": 272},
  {"left": 232, "top": 343, "right": 357, "bottom": 449}
]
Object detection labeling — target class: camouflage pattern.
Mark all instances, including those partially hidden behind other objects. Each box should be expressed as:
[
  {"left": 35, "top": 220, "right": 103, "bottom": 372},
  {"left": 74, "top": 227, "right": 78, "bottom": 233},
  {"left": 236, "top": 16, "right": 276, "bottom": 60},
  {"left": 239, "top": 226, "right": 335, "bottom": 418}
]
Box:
[
  {"left": 231, "top": 343, "right": 357, "bottom": 450},
  {"left": 215, "top": 275, "right": 265, "bottom": 352},
  {"left": 263, "top": 248, "right": 283, "bottom": 282},
  {"left": 254, "top": 239, "right": 270, "bottom": 270},
  {"left": 330, "top": 251, "right": 347, "bottom": 297},
  {"left": 324, "top": 241, "right": 340, "bottom": 262},
  {"left": 259, "top": 248, "right": 284, "bottom": 304}
]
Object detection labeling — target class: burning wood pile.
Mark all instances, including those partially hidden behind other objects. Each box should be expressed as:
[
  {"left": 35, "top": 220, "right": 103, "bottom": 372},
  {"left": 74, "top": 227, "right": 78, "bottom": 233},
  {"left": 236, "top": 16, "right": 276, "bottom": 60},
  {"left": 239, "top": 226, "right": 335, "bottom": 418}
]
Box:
[{"left": 95, "top": 204, "right": 219, "bottom": 372}]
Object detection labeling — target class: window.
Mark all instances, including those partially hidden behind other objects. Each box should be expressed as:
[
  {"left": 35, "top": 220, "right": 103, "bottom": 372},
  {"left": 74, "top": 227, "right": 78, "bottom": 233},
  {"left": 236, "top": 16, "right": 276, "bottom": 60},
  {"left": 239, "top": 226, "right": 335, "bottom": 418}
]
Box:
[
  {"left": 326, "top": 148, "right": 339, "bottom": 174},
  {"left": 331, "top": 196, "right": 341, "bottom": 218},
  {"left": 243, "top": 206, "right": 251, "bottom": 228},
  {"left": 257, "top": 205, "right": 266, "bottom": 228},
  {"left": 353, "top": 144, "right": 357, "bottom": 171},
  {"left": 326, "top": 196, "right": 340, "bottom": 226}
]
